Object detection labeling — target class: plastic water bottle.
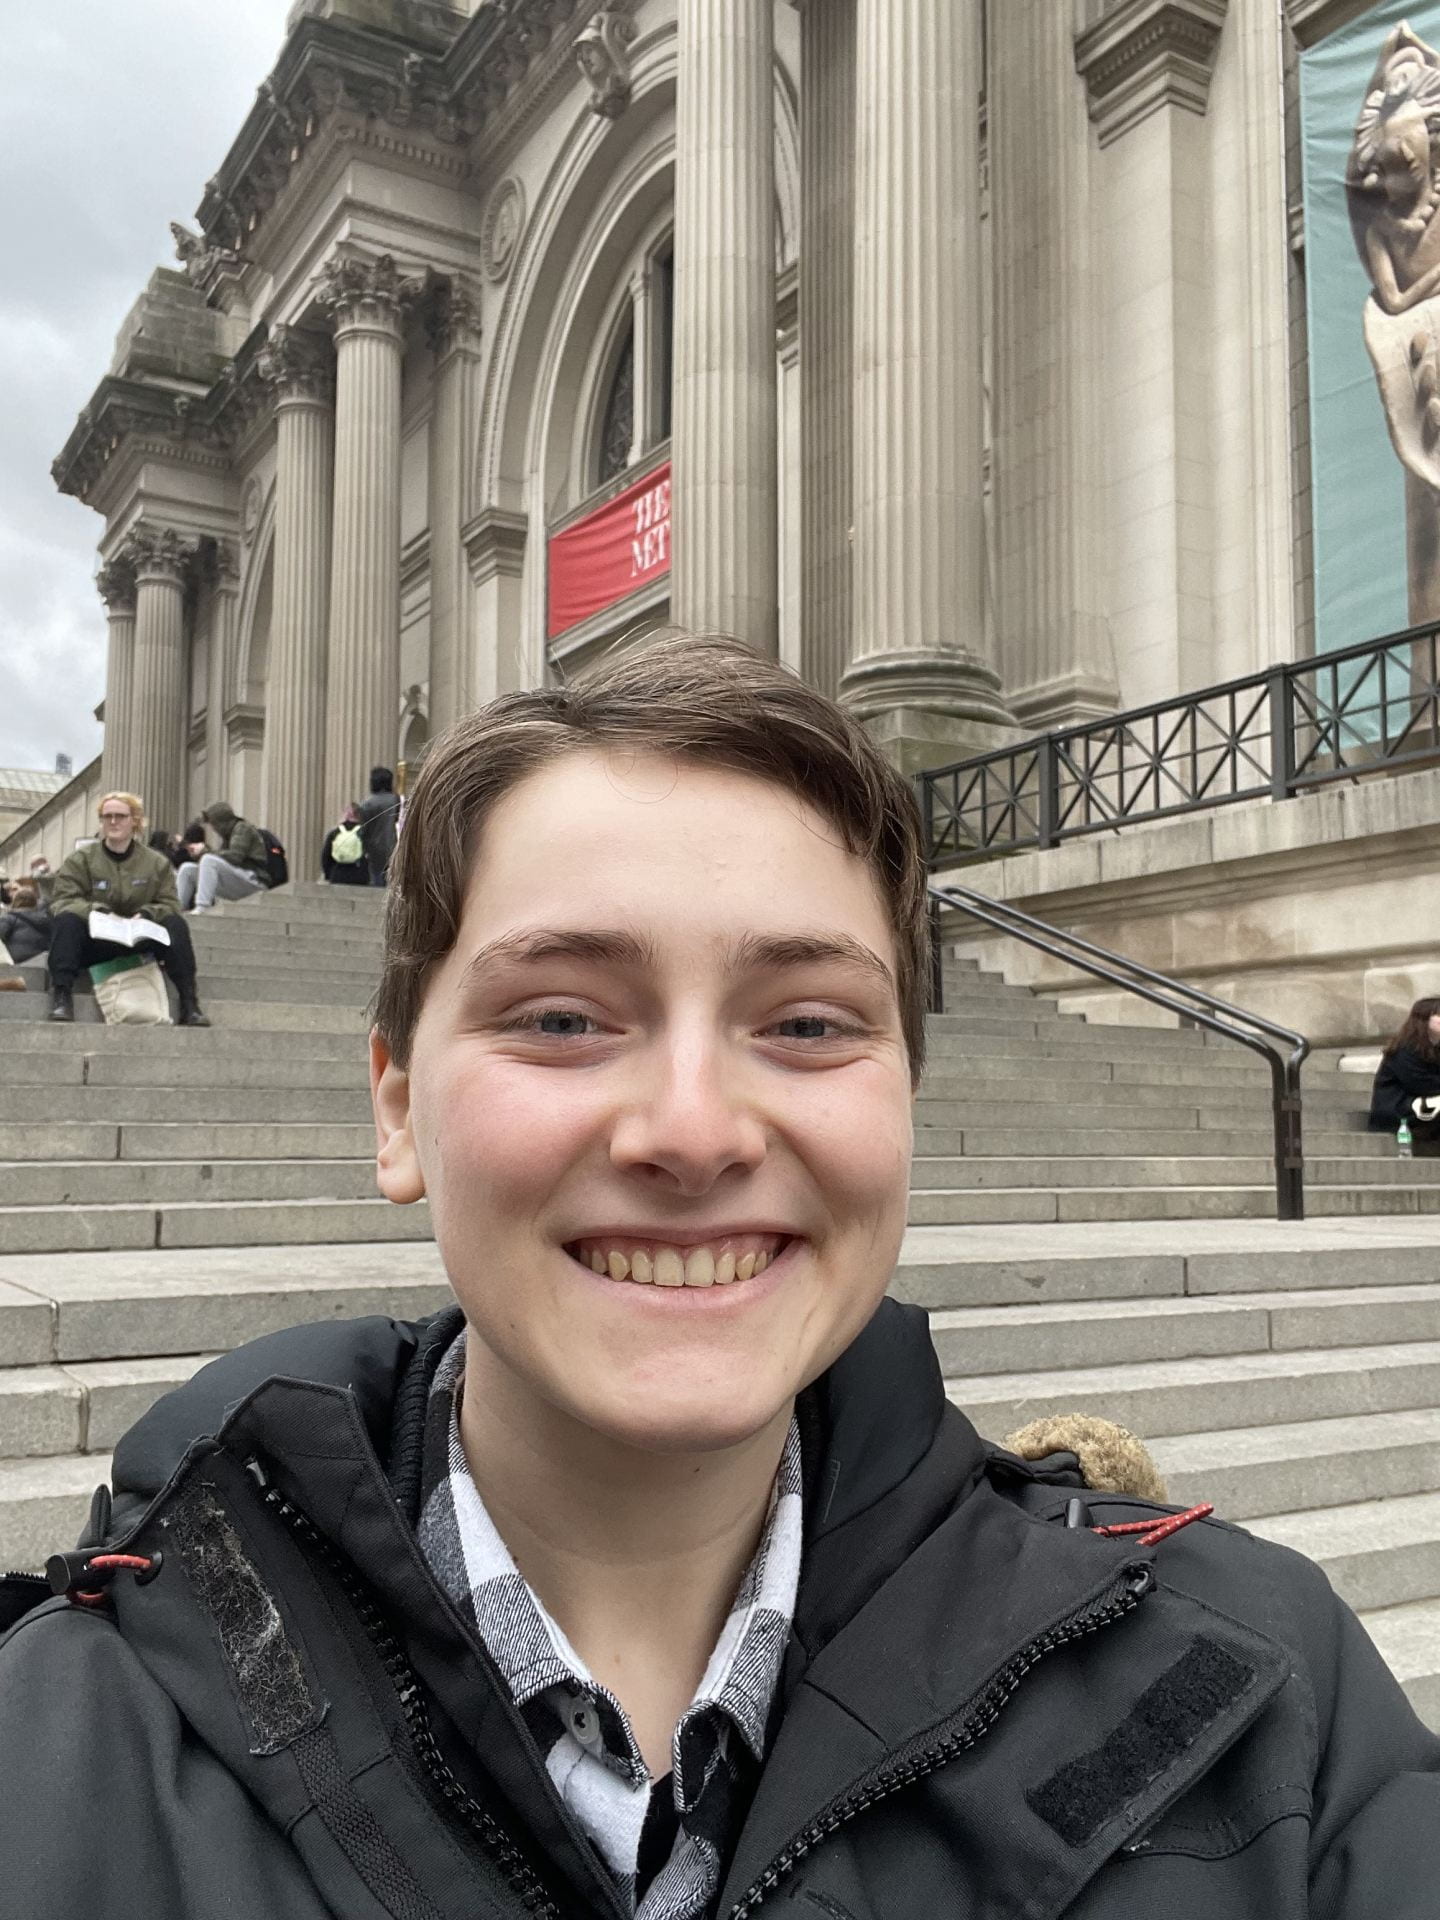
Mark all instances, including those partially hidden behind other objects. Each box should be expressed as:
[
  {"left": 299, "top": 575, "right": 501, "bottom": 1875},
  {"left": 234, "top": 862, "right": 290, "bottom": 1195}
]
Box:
[{"left": 1398, "top": 1118, "right": 1414, "bottom": 1159}]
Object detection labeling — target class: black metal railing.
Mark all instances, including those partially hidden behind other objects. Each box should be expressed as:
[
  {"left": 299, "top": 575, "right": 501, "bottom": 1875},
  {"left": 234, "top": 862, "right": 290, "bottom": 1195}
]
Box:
[
  {"left": 928, "top": 883, "right": 1310, "bottom": 1221},
  {"left": 921, "top": 621, "right": 1440, "bottom": 864}
]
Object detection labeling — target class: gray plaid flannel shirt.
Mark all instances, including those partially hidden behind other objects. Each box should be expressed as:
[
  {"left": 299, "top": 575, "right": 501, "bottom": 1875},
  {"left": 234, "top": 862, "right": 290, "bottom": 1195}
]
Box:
[{"left": 416, "top": 1328, "right": 802, "bottom": 1919}]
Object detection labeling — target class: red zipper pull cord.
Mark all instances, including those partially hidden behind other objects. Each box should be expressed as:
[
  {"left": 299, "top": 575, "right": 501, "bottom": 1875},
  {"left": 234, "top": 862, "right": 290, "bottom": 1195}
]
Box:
[
  {"left": 47, "top": 1550, "right": 162, "bottom": 1608},
  {"left": 1092, "top": 1503, "right": 1214, "bottom": 1550}
]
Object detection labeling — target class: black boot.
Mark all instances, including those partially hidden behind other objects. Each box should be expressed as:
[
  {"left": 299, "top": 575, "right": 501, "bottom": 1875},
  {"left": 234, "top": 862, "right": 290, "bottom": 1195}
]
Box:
[
  {"left": 48, "top": 986, "right": 74, "bottom": 1023},
  {"left": 176, "top": 988, "right": 210, "bottom": 1028}
]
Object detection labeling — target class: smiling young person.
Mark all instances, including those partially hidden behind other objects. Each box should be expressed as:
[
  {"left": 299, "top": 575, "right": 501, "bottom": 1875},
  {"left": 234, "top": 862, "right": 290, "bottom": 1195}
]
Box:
[{"left": 2, "top": 635, "right": 1436, "bottom": 1918}]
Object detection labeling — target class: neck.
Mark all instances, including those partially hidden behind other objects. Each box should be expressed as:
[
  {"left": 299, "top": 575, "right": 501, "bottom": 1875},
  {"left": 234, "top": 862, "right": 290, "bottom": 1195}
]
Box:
[
  {"left": 458, "top": 1330, "right": 790, "bottom": 1773},
  {"left": 104, "top": 836, "right": 132, "bottom": 855}
]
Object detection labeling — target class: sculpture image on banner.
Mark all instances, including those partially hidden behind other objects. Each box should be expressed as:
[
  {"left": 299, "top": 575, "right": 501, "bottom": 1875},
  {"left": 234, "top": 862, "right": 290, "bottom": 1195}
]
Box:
[
  {"left": 1301, "top": 1, "right": 1440, "bottom": 652},
  {"left": 1349, "top": 20, "right": 1440, "bottom": 621}
]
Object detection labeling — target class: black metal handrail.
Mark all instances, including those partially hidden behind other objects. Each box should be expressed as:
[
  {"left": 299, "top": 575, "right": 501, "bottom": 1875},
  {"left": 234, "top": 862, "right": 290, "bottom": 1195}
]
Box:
[
  {"left": 928, "top": 882, "right": 1310, "bottom": 1221},
  {"left": 921, "top": 620, "right": 1440, "bottom": 864}
]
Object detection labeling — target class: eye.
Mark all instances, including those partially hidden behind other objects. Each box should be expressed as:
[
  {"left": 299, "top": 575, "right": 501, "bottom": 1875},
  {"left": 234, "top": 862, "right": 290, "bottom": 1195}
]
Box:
[
  {"left": 768, "top": 1013, "right": 852, "bottom": 1042},
  {"left": 507, "top": 1007, "right": 597, "bottom": 1038}
]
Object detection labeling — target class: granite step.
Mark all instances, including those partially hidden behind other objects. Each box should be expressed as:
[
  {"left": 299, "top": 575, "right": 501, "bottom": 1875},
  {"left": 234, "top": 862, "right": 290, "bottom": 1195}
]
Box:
[
  {"left": 945, "top": 1340, "right": 1440, "bottom": 1442},
  {"left": 916, "top": 1125, "right": 1389, "bottom": 1158},
  {"left": 0, "top": 1453, "right": 115, "bottom": 1573},
  {"left": 0, "top": 1085, "right": 373, "bottom": 1124},
  {"left": 0, "top": 1244, "right": 451, "bottom": 1362},
  {"left": 1148, "top": 1408, "right": 1440, "bottom": 1520},
  {"left": 2, "top": 1053, "right": 371, "bottom": 1090},
  {"left": 0, "top": 993, "right": 367, "bottom": 1032},
  {"left": 927, "top": 1284, "right": 1440, "bottom": 1377},
  {"left": 908, "top": 1154, "right": 1436, "bottom": 1192},
  {"left": 0, "top": 1158, "right": 378, "bottom": 1208},
  {"left": 907, "top": 1183, "right": 1440, "bottom": 1227},
  {"left": 1247, "top": 1489, "right": 1440, "bottom": 1613},
  {"left": 0, "top": 1194, "right": 431, "bottom": 1255}
]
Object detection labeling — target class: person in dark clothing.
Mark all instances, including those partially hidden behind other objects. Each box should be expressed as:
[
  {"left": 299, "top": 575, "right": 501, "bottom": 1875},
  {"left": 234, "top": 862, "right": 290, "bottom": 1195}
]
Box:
[
  {"left": 2, "top": 637, "right": 1436, "bottom": 1919},
  {"left": 320, "top": 803, "right": 369, "bottom": 886},
  {"left": 176, "top": 802, "right": 272, "bottom": 913},
  {"left": 356, "top": 764, "right": 401, "bottom": 886},
  {"left": 1370, "top": 995, "right": 1440, "bottom": 1141},
  {"left": 0, "top": 883, "right": 53, "bottom": 963},
  {"left": 46, "top": 790, "right": 208, "bottom": 1025}
]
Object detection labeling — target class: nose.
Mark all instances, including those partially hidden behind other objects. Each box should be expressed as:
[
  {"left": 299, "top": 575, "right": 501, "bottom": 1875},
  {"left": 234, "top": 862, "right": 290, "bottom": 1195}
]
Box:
[{"left": 609, "top": 1029, "right": 768, "bottom": 1196}]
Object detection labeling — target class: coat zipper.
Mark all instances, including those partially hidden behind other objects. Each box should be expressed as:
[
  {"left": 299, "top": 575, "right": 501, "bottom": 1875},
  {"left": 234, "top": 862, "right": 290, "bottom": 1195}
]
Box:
[
  {"left": 250, "top": 1464, "right": 565, "bottom": 1920},
  {"left": 724, "top": 1560, "right": 1155, "bottom": 1919}
]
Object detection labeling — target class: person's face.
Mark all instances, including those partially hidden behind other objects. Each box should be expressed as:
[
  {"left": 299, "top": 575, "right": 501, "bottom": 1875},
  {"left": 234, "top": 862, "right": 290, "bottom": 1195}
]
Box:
[
  {"left": 98, "top": 803, "right": 136, "bottom": 852},
  {"left": 372, "top": 752, "right": 914, "bottom": 1455},
  {"left": 1427, "top": 1011, "right": 1440, "bottom": 1045}
]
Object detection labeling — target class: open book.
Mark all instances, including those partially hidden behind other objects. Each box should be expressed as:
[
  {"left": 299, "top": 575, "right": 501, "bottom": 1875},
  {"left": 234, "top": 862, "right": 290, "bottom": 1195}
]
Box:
[{"left": 88, "top": 909, "right": 171, "bottom": 950}]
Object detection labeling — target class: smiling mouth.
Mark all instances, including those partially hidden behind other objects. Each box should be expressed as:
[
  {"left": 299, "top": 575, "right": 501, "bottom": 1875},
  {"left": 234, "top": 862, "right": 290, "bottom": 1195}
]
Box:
[{"left": 565, "top": 1233, "right": 793, "bottom": 1289}]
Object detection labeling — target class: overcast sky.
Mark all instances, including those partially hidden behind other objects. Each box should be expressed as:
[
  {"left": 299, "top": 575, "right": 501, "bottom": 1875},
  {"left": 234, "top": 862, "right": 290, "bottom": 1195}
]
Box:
[{"left": 0, "top": 1, "right": 293, "bottom": 772}]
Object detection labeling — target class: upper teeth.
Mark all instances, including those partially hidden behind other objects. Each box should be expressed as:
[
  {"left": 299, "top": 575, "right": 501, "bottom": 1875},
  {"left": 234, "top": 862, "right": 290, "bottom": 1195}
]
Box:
[{"left": 572, "top": 1241, "right": 781, "bottom": 1287}]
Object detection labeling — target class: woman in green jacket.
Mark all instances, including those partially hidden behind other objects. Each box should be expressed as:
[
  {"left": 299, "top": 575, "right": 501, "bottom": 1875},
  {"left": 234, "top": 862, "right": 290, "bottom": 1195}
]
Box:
[{"left": 47, "top": 790, "right": 208, "bottom": 1025}]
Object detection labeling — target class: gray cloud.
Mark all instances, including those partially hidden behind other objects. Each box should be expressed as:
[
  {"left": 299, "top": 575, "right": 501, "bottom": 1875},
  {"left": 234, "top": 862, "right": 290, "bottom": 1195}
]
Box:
[{"left": 0, "top": 1, "right": 292, "bottom": 772}]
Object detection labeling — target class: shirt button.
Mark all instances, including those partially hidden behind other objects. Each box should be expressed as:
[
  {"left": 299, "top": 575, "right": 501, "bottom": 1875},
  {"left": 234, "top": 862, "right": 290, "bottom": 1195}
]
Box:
[{"left": 567, "top": 1694, "right": 602, "bottom": 1750}]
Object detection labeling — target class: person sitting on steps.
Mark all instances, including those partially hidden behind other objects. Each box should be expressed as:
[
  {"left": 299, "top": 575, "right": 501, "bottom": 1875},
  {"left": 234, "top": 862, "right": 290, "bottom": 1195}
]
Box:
[
  {"left": 1370, "top": 995, "right": 1440, "bottom": 1145},
  {"left": 176, "top": 802, "right": 272, "bottom": 914},
  {"left": 46, "top": 792, "right": 208, "bottom": 1026}
]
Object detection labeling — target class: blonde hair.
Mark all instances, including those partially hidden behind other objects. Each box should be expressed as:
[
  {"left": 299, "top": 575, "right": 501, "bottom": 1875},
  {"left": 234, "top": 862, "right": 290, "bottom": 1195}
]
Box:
[{"left": 97, "top": 792, "right": 145, "bottom": 833}]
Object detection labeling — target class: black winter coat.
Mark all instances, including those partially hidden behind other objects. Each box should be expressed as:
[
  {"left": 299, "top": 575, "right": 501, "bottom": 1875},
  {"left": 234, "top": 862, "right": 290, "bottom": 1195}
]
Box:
[
  {"left": 0, "top": 904, "right": 52, "bottom": 963},
  {"left": 1369, "top": 1045, "right": 1440, "bottom": 1128},
  {"left": 1, "top": 1299, "right": 1436, "bottom": 1918}
]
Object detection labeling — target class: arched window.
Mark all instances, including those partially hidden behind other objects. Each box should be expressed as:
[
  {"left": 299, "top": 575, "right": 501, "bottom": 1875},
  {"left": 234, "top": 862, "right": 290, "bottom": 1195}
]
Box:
[
  {"left": 597, "top": 321, "right": 635, "bottom": 485},
  {"left": 588, "top": 233, "right": 673, "bottom": 490}
]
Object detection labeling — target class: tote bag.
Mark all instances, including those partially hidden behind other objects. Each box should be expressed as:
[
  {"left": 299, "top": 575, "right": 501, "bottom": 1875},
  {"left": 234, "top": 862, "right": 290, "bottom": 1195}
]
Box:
[{"left": 91, "top": 955, "right": 172, "bottom": 1026}]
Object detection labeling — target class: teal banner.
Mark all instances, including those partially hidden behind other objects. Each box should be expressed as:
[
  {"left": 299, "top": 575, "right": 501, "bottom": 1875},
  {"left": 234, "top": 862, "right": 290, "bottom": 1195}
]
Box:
[{"left": 1301, "top": 0, "right": 1440, "bottom": 655}]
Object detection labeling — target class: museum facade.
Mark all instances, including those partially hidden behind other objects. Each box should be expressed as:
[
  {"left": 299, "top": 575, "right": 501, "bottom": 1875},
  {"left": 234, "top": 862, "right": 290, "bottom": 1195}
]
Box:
[{"left": 19, "top": 0, "right": 1436, "bottom": 996}]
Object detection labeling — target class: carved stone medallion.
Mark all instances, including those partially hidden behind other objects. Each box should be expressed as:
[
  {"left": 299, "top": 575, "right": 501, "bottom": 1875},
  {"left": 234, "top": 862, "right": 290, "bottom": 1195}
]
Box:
[{"left": 482, "top": 177, "right": 526, "bottom": 283}]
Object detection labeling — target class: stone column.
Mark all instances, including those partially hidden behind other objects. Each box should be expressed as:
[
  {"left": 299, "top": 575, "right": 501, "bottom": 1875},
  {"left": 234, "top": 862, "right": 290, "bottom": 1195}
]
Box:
[
  {"left": 990, "top": 0, "right": 1117, "bottom": 727},
  {"left": 798, "top": 0, "right": 856, "bottom": 700},
  {"left": 257, "top": 325, "right": 335, "bottom": 880},
  {"left": 317, "top": 255, "right": 411, "bottom": 817},
  {"left": 203, "top": 540, "right": 242, "bottom": 807},
  {"left": 672, "top": 0, "right": 778, "bottom": 652},
  {"left": 841, "top": 0, "right": 1012, "bottom": 772},
  {"left": 126, "top": 524, "right": 194, "bottom": 833},
  {"left": 464, "top": 509, "right": 529, "bottom": 706},
  {"left": 425, "top": 280, "right": 484, "bottom": 733},
  {"left": 97, "top": 557, "right": 138, "bottom": 796}
]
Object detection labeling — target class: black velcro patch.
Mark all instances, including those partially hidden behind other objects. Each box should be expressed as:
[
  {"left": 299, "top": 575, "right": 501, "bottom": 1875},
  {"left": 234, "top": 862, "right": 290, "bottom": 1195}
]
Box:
[
  {"left": 162, "top": 1480, "right": 321, "bottom": 1756},
  {"left": 1027, "top": 1636, "right": 1255, "bottom": 1849}
]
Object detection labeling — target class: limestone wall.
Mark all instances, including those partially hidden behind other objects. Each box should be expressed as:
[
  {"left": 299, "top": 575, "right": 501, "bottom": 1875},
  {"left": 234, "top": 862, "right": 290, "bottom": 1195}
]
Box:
[{"left": 939, "top": 765, "right": 1440, "bottom": 1047}]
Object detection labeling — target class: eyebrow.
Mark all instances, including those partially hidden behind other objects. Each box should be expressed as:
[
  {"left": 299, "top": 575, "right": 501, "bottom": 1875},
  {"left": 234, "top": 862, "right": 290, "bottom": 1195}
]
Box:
[{"left": 458, "top": 926, "right": 894, "bottom": 993}]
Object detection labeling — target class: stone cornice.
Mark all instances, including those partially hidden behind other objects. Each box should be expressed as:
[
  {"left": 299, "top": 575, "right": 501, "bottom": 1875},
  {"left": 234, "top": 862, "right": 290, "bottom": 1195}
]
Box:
[
  {"left": 54, "top": 328, "right": 274, "bottom": 505},
  {"left": 462, "top": 505, "right": 528, "bottom": 584},
  {"left": 1282, "top": 0, "right": 1375, "bottom": 49},
  {"left": 195, "top": 3, "right": 594, "bottom": 263},
  {"left": 1075, "top": 0, "right": 1229, "bottom": 148}
]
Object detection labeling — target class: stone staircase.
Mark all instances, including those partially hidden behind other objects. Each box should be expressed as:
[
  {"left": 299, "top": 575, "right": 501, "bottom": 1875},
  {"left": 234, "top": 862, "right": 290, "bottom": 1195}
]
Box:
[{"left": 0, "top": 884, "right": 1437, "bottom": 1727}]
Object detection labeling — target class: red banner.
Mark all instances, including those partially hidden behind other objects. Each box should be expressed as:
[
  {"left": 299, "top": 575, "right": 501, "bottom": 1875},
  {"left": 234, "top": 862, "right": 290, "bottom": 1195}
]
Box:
[{"left": 547, "top": 461, "right": 671, "bottom": 639}]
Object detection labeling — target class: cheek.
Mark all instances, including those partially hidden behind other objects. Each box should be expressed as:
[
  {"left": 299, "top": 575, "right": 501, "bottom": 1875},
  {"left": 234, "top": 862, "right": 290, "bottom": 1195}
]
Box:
[
  {"left": 415, "top": 1058, "right": 600, "bottom": 1219},
  {"left": 793, "top": 1068, "right": 913, "bottom": 1220}
]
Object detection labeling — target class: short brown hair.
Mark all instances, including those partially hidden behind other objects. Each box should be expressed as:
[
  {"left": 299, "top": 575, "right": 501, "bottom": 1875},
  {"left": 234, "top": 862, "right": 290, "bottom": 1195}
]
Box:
[{"left": 375, "top": 632, "right": 930, "bottom": 1077}]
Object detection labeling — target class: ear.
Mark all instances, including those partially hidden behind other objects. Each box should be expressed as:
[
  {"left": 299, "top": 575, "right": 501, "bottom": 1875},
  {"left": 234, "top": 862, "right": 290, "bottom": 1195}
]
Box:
[{"left": 370, "top": 1029, "right": 427, "bottom": 1204}]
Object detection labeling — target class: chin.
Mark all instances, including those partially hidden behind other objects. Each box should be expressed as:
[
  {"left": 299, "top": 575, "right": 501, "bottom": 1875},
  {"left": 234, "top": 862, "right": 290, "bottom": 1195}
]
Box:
[{"left": 572, "top": 1376, "right": 794, "bottom": 1456}]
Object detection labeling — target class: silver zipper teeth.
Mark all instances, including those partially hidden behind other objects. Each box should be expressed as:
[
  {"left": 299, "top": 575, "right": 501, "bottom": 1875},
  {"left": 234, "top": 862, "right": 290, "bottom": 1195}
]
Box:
[{"left": 727, "top": 1564, "right": 1154, "bottom": 1918}]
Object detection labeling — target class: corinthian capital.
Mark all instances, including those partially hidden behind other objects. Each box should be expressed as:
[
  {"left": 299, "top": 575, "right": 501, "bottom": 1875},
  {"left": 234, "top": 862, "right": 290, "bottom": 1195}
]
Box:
[
  {"left": 122, "top": 522, "right": 198, "bottom": 584},
  {"left": 96, "top": 557, "right": 137, "bottom": 614},
  {"left": 316, "top": 252, "right": 422, "bottom": 335},
  {"left": 424, "top": 275, "right": 483, "bottom": 357},
  {"left": 256, "top": 324, "right": 335, "bottom": 404}
]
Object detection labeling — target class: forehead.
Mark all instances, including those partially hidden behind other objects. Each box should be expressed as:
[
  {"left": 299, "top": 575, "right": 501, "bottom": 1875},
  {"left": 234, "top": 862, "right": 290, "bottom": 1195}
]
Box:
[{"left": 461, "top": 750, "right": 892, "bottom": 945}]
